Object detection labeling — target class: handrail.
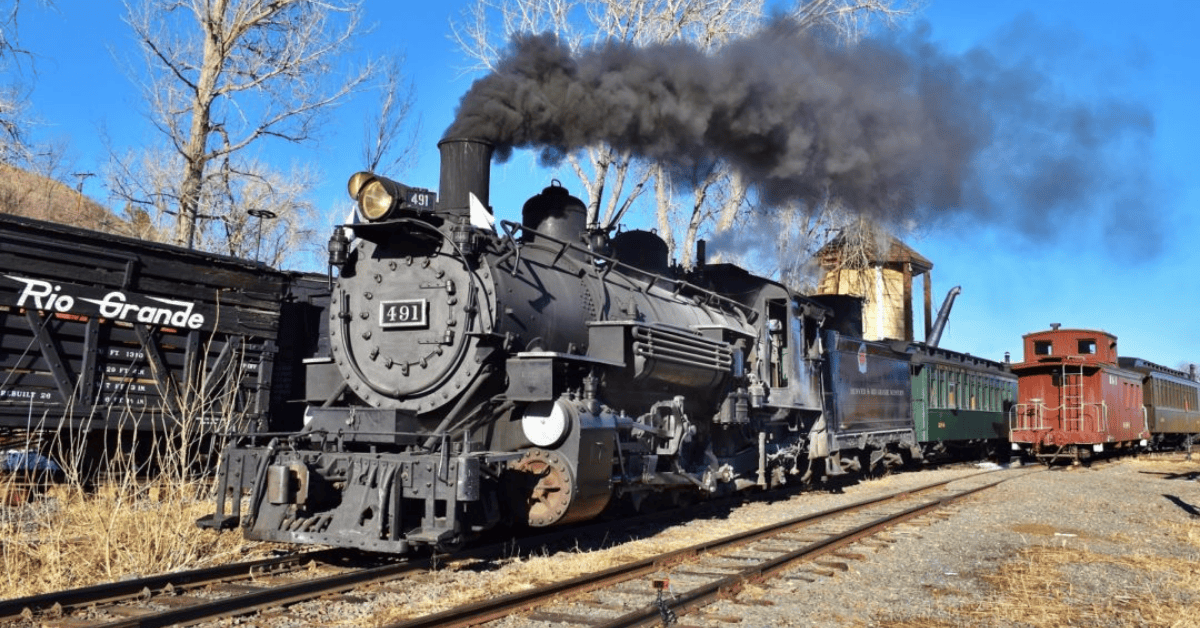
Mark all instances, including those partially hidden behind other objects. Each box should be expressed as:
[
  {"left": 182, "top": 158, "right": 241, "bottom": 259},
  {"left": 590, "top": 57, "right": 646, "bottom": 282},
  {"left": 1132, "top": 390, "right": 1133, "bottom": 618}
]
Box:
[{"left": 496, "top": 220, "right": 756, "bottom": 320}]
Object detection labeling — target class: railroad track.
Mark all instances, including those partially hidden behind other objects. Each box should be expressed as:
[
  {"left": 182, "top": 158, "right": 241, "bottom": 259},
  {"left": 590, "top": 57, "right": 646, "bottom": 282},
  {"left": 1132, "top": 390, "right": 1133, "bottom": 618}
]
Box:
[
  {"left": 0, "top": 548, "right": 403, "bottom": 628},
  {"left": 381, "top": 467, "right": 1041, "bottom": 628},
  {"left": 0, "top": 486, "right": 756, "bottom": 627},
  {"left": 1, "top": 467, "right": 1033, "bottom": 627}
]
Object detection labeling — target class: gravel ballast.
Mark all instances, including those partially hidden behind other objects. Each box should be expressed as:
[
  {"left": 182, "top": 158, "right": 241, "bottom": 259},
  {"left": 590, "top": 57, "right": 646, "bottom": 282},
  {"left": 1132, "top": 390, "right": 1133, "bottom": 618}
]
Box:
[
  {"left": 649, "top": 457, "right": 1200, "bottom": 628},
  {"left": 221, "top": 456, "right": 1200, "bottom": 627}
]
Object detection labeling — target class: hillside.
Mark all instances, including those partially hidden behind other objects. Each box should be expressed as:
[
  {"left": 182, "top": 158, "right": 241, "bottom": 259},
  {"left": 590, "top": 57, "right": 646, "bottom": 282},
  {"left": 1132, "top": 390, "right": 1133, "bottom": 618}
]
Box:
[{"left": 0, "top": 163, "right": 128, "bottom": 234}]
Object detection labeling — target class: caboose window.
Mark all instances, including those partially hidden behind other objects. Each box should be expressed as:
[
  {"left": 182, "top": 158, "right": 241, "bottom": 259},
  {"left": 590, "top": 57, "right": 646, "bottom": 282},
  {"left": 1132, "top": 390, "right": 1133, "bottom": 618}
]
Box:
[
  {"left": 1034, "top": 340, "right": 1053, "bottom": 355},
  {"left": 1077, "top": 339, "right": 1096, "bottom": 354}
]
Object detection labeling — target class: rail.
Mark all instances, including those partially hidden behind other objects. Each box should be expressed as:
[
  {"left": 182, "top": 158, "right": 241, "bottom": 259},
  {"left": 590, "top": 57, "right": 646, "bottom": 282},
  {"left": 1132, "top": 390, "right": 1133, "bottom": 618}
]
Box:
[
  {"left": 380, "top": 468, "right": 1039, "bottom": 628},
  {"left": 1011, "top": 402, "right": 1108, "bottom": 434}
]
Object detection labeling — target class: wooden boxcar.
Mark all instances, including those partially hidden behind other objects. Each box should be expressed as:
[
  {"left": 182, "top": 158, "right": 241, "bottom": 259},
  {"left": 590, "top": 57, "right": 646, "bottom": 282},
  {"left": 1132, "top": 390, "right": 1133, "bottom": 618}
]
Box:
[
  {"left": 1010, "top": 326, "right": 1149, "bottom": 463},
  {"left": 1118, "top": 357, "right": 1200, "bottom": 448},
  {"left": 910, "top": 345, "right": 1016, "bottom": 460},
  {"left": 0, "top": 213, "right": 303, "bottom": 464}
]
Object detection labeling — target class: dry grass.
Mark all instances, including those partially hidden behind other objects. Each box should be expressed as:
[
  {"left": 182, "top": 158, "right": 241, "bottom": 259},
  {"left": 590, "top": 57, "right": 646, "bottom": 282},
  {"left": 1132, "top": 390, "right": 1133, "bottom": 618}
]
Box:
[
  {"left": 0, "top": 474, "right": 253, "bottom": 598},
  {"left": 877, "top": 545, "right": 1200, "bottom": 628},
  {"left": 962, "top": 542, "right": 1200, "bottom": 628},
  {"left": 877, "top": 456, "right": 1200, "bottom": 628},
  {"left": 0, "top": 357, "right": 279, "bottom": 600}
]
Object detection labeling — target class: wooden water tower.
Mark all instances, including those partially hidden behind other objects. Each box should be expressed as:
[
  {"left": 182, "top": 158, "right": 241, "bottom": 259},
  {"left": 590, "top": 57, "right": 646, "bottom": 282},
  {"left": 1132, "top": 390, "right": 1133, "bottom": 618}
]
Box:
[{"left": 814, "top": 233, "right": 934, "bottom": 342}]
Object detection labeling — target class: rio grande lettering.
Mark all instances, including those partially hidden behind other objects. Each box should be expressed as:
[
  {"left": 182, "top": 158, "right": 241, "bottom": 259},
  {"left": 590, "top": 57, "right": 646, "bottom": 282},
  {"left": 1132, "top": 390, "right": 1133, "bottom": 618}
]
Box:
[{"left": 6, "top": 275, "right": 206, "bottom": 329}]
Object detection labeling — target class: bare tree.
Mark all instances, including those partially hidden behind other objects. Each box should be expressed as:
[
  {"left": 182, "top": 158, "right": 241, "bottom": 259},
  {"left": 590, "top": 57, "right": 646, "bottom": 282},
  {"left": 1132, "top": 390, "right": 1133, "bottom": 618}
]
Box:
[
  {"left": 118, "top": 0, "right": 374, "bottom": 250},
  {"left": 451, "top": 0, "right": 922, "bottom": 284},
  {"left": 0, "top": 0, "right": 56, "bottom": 166},
  {"left": 791, "top": 0, "right": 920, "bottom": 43},
  {"left": 105, "top": 142, "right": 318, "bottom": 266},
  {"left": 361, "top": 54, "right": 420, "bottom": 176}
]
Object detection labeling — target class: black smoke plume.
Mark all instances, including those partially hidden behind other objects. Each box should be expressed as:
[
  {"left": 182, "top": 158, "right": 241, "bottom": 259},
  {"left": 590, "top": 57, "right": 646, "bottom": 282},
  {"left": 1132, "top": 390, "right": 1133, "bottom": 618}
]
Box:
[{"left": 446, "top": 17, "right": 1156, "bottom": 245}]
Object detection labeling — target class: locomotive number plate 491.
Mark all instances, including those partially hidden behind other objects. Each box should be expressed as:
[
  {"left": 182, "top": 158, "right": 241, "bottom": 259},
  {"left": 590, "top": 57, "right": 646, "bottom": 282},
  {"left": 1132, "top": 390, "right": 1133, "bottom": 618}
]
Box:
[{"left": 379, "top": 299, "right": 428, "bottom": 329}]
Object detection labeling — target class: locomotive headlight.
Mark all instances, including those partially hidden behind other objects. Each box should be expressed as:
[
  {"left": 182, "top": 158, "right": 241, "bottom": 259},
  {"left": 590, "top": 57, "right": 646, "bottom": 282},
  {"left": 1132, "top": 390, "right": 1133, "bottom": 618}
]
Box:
[
  {"left": 346, "top": 172, "right": 437, "bottom": 222},
  {"left": 346, "top": 171, "right": 372, "bottom": 200},
  {"left": 522, "top": 400, "right": 571, "bottom": 448},
  {"left": 359, "top": 179, "right": 397, "bottom": 221},
  {"left": 347, "top": 171, "right": 395, "bottom": 221}
]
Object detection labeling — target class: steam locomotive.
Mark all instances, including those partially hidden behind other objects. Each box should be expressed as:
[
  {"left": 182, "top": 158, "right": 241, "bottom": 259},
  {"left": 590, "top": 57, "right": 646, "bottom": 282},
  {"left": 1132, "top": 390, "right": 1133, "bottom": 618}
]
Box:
[{"left": 199, "top": 138, "right": 1014, "bottom": 553}]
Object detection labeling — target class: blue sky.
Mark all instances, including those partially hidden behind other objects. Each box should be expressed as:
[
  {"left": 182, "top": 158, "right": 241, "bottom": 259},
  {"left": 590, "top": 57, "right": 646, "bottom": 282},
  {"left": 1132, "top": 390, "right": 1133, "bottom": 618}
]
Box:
[{"left": 14, "top": 1, "right": 1200, "bottom": 370}]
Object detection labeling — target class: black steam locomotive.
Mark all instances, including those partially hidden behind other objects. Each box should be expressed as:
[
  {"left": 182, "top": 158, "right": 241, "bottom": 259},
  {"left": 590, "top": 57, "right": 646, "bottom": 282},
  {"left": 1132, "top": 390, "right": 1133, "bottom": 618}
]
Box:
[{"left": 200, "top": 139, "right": 996, "bottom": 553}]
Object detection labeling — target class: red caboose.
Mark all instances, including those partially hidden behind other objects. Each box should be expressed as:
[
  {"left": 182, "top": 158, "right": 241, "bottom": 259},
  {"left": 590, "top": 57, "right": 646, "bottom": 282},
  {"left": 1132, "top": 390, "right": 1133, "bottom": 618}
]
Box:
[{"left": 1010, "top": 325, "right": 1149, "bottom": 463}]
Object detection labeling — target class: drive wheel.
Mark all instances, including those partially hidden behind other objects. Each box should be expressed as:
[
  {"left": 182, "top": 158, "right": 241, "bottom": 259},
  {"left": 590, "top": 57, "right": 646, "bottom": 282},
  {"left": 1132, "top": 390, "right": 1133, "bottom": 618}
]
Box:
[{"left": 511, "top": 449, "right": 575, "bottom": 527}]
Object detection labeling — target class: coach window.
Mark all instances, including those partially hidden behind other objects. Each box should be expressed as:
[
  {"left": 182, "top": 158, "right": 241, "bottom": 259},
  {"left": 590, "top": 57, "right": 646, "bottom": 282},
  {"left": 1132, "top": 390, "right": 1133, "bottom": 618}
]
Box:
[
  {"left": 1034, "top": 340, "right": 1053, "bottom": 356},
  {"left": 1078, "top": 339, "right": 1096, "bottom": 355}
]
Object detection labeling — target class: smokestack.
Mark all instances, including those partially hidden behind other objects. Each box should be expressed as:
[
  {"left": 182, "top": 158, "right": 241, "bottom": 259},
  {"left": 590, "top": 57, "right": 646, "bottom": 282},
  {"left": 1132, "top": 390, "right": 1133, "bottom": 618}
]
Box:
[{"left": 437, "top": 138, "right": 494, "bottom": 220}]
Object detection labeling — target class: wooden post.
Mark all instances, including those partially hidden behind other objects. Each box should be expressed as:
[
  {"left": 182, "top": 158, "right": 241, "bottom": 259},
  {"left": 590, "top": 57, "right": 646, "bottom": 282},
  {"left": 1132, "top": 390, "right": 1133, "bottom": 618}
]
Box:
[{"left": 923, "top": 270, "right": 933, "bottom": 342}]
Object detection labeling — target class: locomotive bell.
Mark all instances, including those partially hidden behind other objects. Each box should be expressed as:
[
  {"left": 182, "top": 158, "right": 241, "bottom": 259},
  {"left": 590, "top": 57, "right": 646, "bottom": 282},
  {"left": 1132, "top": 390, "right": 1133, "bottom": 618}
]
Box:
[{"left": 522, "top": 181, "right": 587, "bottom": 248}]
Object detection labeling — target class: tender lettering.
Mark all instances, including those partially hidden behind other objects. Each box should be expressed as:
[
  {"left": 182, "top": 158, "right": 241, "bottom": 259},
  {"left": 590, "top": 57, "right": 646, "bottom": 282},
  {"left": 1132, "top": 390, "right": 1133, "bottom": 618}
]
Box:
[
  {"left": 5, "top": 275, "right": 205, "bottom": 329},
  {"left": 850, "top": 387, "right": 906, "bottom": 397},
  {"left": 8, "top": 275, "right": 75, "bottom": 312}
]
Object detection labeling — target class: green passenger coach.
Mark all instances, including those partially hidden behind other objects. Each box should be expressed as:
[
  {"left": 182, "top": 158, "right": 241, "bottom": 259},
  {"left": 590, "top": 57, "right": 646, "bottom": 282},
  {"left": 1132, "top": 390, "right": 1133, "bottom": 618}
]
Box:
[{"left": 910, "top": 345, "right": 1017, "bottom": 459}]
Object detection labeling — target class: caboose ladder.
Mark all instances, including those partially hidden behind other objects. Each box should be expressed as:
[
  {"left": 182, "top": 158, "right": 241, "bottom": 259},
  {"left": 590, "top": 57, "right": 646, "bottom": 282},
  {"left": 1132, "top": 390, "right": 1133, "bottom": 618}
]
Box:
[{"left": 1061, "top": 361, "right": 1085, "bottom": 433}]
